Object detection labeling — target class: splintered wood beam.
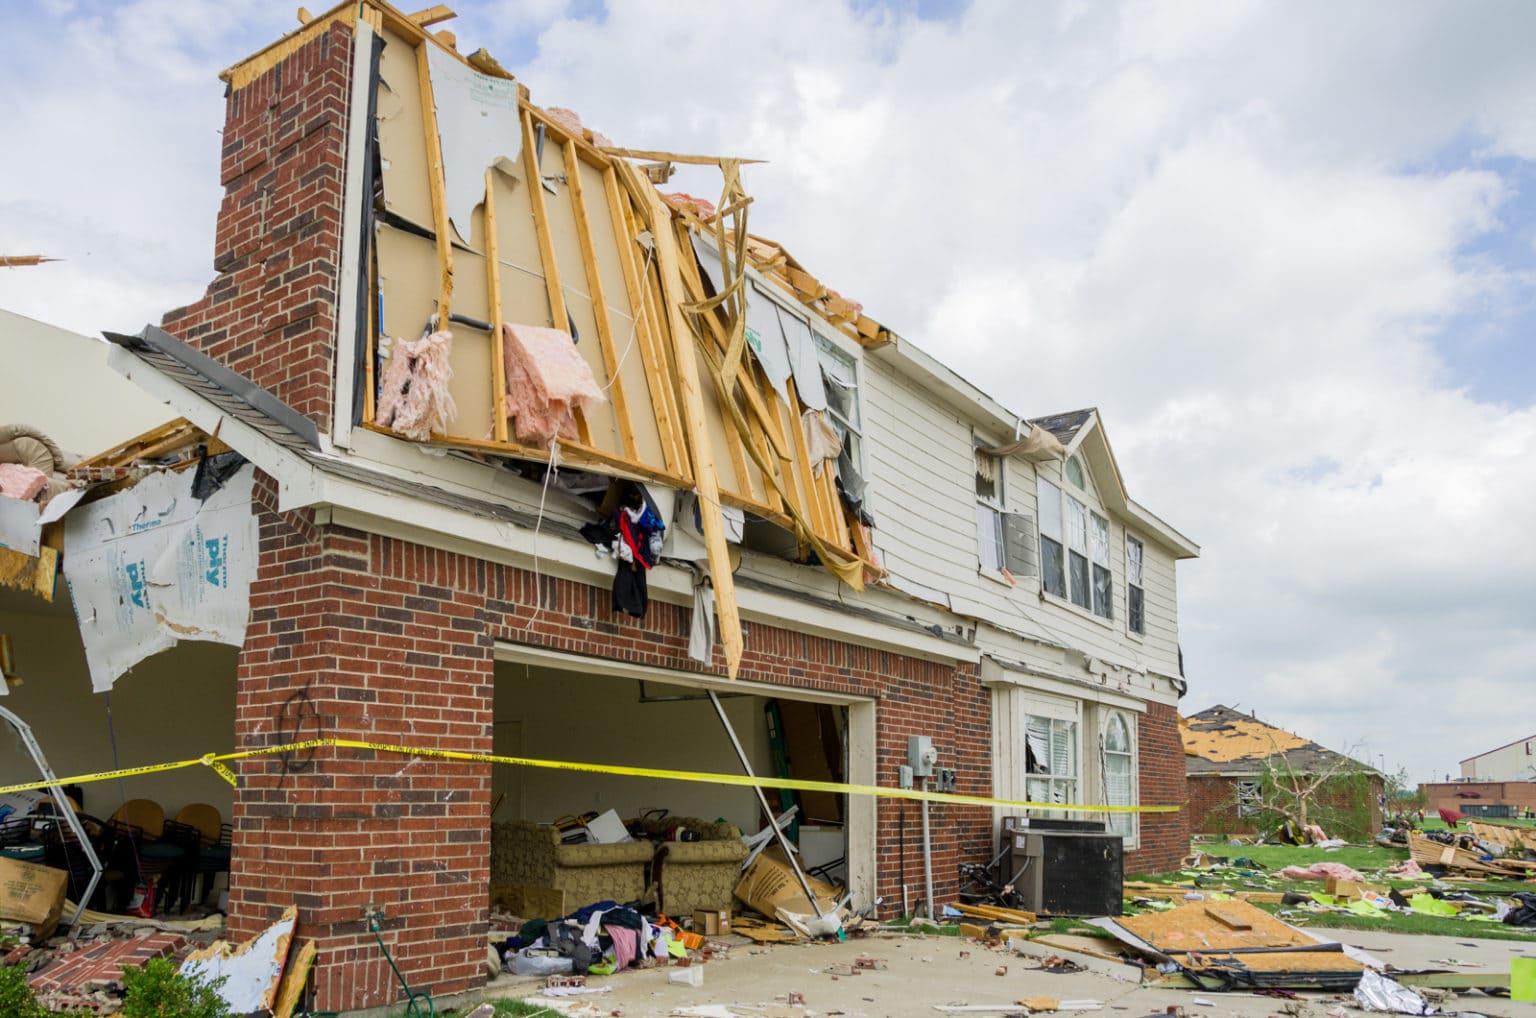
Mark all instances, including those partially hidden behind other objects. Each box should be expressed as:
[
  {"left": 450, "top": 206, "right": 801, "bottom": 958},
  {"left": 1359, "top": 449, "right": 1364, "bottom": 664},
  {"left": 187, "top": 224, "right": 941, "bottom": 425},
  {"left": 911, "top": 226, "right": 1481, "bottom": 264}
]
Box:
[
  {"left": 407, "top": 3, "right": 455, "bottom": 26},
  {"left": 600, "top": 147, "right": 765, "bottom": 167},
  {"left": 415, "top": 40, "right": 453, "bottom": 323},
  {"left": 603, "top": 165, "right": 685, "bottom": 476},
  {"left": 623, "top": 162, "right": 744, "bottom": 678},
  {"left": 565, "top": 140, "right": 635, "bottom": 460},
  {"left": 484, "top": 169, "right": 509, "bottom": 443},
  {"left": 519, "top": 103, "right": 591, "bottom": 446},
  {"left": 669, "top": 221, "right": 790, "bottom": 463}
]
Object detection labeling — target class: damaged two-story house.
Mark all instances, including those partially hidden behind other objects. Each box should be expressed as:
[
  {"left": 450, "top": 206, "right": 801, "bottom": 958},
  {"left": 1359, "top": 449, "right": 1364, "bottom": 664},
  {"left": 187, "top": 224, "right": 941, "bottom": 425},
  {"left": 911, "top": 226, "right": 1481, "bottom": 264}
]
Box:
[{"left": 1, "top": 2, "right": 1198, "bottom": 1011}]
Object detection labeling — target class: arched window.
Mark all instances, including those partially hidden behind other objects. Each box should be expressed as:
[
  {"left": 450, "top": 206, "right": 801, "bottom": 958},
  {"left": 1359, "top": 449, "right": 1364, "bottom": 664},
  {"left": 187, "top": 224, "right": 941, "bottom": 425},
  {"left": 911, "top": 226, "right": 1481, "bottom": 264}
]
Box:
[{"left": 1104, "top": 712, "right": 1136, "bottom": 839}]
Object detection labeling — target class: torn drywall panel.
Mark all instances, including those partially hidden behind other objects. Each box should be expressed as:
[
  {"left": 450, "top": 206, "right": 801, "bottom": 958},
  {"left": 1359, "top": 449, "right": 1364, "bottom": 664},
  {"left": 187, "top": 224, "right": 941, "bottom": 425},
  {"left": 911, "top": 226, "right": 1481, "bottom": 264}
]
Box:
[
  {"left": 63, "top": 464, "right": 257, "bottom": 691},
  {"left": 424, "top": 41, "right": 523, "bottom": 244}
]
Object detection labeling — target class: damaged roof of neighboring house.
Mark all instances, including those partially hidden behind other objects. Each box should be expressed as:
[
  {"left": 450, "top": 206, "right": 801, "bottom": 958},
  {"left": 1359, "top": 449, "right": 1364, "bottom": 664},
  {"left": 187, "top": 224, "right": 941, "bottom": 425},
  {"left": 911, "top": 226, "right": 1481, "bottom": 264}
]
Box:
[
  {"left": 1181, "top": 704, "right": 1376, "bottom": 776},
  {"left": 1029, "top": 409, "right": 1096, "bottom": 448}
]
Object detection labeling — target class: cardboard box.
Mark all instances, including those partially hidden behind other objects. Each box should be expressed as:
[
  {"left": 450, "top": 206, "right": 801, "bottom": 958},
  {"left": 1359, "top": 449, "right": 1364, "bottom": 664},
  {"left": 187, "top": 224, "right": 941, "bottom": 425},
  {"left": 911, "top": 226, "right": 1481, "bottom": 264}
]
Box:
[
  {"left": 0, "top": 855, "right": 68, "bottom": 940},
  {"left": 693, "top": 908, "right": 731, "bottom": 935},
  {"left": 733, "top": 847, "right": 841, "bottom": 918}
]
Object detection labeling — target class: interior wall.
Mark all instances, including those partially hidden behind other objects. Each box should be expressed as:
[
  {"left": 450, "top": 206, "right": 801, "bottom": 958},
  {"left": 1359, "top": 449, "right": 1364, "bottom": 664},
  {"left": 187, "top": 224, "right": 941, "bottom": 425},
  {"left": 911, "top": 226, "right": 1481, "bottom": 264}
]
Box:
[
  {"left": 492, "top": 662, "right": 777, "bottom": 834},
  {"left": 0, "top": 595, "right": 237, "bottom": 824}
]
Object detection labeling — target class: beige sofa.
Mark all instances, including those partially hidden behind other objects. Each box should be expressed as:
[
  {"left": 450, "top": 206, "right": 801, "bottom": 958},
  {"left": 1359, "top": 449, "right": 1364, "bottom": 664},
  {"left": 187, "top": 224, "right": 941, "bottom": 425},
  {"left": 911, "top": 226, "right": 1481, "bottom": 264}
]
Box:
[
  {"left": 491, "top": 821, "right": 654, "bottom": 914},
  {"left": 636, "top": 817, "right": 750, "bottom": 916}
]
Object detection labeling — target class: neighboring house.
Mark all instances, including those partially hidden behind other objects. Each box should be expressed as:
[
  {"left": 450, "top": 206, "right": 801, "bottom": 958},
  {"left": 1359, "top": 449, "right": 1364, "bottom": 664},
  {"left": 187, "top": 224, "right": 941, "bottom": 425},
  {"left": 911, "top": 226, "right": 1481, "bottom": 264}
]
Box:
[
  {"left": 1182, "top": 705, "right": 1382, "bottom": 838},
  {"left": 1459, "top": 735, "right": 1536, "bottom": 783},
  {"left": 3, "top": 4, "right": 1198, "bottom": 1012}
]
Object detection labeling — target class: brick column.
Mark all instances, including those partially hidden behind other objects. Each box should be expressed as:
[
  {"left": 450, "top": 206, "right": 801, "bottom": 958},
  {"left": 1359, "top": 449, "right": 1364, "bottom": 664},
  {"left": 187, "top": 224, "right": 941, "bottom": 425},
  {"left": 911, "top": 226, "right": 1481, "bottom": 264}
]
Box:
[
  {"left": 159, "top": 21, "right": 352, "bottom": 433},
  {"left": 231, "top": 477, "right": 494, "bottom": 1011},
  {"left": 1125, "top": 700, "right": 1189, "bottom": 873}
]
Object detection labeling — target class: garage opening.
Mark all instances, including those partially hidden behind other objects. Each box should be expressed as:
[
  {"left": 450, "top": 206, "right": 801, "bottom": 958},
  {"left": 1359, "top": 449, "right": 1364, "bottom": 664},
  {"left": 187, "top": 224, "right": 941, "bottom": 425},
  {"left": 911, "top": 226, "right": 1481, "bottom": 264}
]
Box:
[{"left": 488, "top": 645, "right": 875, "bottom": 921}]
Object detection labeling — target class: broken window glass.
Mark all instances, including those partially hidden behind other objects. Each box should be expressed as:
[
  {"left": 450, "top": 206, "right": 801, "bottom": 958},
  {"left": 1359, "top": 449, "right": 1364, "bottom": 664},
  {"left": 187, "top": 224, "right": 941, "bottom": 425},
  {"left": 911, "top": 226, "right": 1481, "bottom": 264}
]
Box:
[
  {"left": 1024, "top": 714, "right": 1078, "bottom": 806},
  {"left": 1037, "top": 479, "right": 1066, "bottom": 596},
  {"left": 976, "top": 503, "right": 1003, "bottom": 571},
  {"left": 1090, "top": 512, "right": 1112, "bottom": 618}
]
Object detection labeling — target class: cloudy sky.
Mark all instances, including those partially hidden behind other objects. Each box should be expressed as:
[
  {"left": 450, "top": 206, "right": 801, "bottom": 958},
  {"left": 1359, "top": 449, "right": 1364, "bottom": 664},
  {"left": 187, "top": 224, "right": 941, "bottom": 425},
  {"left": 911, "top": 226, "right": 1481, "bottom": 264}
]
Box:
[{"left": 3, "top": 1, "right": 1533, "bottom": 785}]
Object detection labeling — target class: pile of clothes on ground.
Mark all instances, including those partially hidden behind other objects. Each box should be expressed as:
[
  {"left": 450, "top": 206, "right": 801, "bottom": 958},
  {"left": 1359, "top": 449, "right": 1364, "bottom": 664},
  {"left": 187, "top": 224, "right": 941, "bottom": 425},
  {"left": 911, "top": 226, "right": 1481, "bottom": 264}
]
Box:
[{"left": 498, "top": 900, "right": 715, "bottom": 977}]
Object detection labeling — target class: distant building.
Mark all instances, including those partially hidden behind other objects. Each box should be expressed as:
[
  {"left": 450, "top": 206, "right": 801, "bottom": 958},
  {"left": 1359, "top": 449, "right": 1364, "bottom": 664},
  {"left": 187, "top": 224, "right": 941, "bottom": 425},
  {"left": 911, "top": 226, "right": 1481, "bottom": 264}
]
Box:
[
  {"left": 1420, "top": 780, "right": 1536, "bottom": 819},
  {"left": 1182, "top": 705, "right": 1383, "bottom": 839},
  {"left": 1459, "top": 734, "right": 1536, "bottom": 783}
]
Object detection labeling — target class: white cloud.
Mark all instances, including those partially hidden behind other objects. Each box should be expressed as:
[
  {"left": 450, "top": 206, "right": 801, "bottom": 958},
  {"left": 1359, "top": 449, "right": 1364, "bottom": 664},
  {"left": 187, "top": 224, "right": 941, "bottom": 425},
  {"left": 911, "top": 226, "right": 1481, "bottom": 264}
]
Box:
[{"left": 3, "top": 0, "right": 1533, "bottom": 783}]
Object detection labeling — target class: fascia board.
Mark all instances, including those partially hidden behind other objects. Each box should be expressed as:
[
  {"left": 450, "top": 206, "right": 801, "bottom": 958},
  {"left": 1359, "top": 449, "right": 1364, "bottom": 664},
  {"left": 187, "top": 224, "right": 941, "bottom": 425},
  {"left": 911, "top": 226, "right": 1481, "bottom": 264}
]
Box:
[
  {"left": 868, "top": 336, "right": 1023, "bottom": 438},
  {"left": 1124, "top": 500, "right": 1200, "bottom": 559}
]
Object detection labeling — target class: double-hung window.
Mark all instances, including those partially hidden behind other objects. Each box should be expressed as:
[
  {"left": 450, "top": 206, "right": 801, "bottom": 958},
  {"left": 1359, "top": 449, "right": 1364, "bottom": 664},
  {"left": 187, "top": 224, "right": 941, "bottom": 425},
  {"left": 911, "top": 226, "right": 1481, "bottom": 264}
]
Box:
[
  {"left": 975, "top": 450, "right": 1004, "bottom": 571},
  {"left": 1126, "top": 535, "right": 1145, "bottom": 634},
  {"left": 1038, "top": 477, "right": 1112, "bottom": 618},
  {"left": 1025, "top": 714, "right": 1079, "bottom": 805},
  {"left": 815, "top": 336, "right": 862, "bottom": 482}
]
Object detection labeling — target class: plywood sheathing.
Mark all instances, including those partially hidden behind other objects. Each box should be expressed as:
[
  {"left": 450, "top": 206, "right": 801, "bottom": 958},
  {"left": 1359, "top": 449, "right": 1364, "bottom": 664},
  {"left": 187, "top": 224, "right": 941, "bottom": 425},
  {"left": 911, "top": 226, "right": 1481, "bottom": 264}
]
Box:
[{"left": 1116, "top": 899, "right": 1363, "bottom": 977}]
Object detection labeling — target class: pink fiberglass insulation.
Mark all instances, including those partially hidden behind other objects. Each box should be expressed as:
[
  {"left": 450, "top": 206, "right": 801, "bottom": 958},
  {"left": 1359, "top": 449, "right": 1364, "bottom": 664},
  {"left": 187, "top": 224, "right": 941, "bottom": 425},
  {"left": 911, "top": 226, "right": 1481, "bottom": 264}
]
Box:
[
  {"left": 0, "top": 463, "right": 49, "bottom": 501},
  {"left": 1277, "top": 861, "right": 1365, "bottom": 882},
  {"left": 375, "top": 330, "right": 457, "bottom": 441},
  {"left": 501, "top": 324, "right": 605, "bottom": 445}
]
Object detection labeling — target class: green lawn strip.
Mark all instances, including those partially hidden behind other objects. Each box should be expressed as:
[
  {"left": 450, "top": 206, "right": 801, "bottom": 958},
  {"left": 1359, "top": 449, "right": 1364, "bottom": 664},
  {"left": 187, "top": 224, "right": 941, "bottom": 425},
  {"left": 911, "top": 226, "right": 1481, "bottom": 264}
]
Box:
[
  {"left": 1191, "top": 841, "right": 1407, "bottom": 873},
  {"left": 1243, "top": 898, "right": 1536, "bottom": 943}
]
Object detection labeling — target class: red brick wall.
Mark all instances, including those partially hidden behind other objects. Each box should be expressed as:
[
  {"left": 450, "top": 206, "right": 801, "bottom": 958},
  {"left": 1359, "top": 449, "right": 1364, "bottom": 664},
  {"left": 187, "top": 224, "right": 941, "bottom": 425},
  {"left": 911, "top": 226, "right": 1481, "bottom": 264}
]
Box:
[
  {"left": 160, "top": 22, "right": 352, "bottom": 431},
  {"left": 1125, "top": 701, "right": 1188, "bottom": 874},
  {"left": 1422, "top": 781, "right": 1536, "bottom": 815},
  {"left": 231, "top": 478, "right": 994, "bottom": 1010}
]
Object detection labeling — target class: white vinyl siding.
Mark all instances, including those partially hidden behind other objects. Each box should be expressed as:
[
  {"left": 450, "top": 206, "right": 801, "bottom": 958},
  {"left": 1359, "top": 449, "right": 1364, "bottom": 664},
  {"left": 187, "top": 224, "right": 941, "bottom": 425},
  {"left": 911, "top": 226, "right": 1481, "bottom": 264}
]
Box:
[{"left": 859, "top": 357, "right": 1184, "bottom": 683}]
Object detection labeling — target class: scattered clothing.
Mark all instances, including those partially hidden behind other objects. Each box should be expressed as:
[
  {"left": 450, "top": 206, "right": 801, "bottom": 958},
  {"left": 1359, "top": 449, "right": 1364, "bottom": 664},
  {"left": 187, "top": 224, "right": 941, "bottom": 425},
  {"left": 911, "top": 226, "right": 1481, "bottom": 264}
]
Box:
[
  {"left": 376, "top": 329, "right": 456, "bottom": 440},
  {"left": 688, "top": 570, "right": 715, "bottom": 664},
  {"left": 1277, "top": 861, "right": 1365, "bottom": 883}
]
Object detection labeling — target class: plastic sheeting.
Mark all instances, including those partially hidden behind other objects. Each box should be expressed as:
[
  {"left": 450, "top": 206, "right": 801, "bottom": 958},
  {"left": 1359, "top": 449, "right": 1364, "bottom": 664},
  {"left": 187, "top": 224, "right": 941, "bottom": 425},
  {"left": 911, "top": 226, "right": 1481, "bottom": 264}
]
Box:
[
  {"left": 63, "top": 464, "right": 257, "bottom": 692},
  {"left": 1354, "top": 969, "right": 1434, "bottom": 1015}
]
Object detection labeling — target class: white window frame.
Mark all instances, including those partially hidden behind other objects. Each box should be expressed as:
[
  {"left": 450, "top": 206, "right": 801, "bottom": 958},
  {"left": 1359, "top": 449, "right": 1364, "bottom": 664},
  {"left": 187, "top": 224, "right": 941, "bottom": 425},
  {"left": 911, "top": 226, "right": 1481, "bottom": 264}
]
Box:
[
  {"left": 1101, "top": 709, "right": 1138, "bottom": 845},
  {"left": 1037, "top": 476, "right": 1112, "bottom": 619},
  {"left": 1024, "top": 711, "right": 1080, "bottom": 809},
  {"left": 975, "top": 447, "right": 1005, "bottom": 573},
  {"left": 1126, "top": 534, "right": 1146, "bottom": 635},
  {"left": 815, "top": 335, "right": 863, "bottom": 477}
]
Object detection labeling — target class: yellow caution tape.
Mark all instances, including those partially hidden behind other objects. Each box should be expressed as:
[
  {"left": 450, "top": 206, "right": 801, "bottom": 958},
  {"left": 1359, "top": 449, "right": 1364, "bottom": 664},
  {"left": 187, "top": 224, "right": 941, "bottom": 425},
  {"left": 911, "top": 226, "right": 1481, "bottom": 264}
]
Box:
[{"left": 0, "top": 737, "right": 1179, "bottom": 814}]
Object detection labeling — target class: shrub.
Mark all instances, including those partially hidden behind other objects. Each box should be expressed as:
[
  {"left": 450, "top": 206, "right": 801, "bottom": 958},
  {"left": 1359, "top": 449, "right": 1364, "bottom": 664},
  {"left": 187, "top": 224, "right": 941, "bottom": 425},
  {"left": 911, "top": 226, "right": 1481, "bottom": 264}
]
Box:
[
  {"left": 119, "top": 957, "right": 230, "bottom": 1018},
  {"left": 0, "top": 963, "right": 46, "bottom": 1018}
]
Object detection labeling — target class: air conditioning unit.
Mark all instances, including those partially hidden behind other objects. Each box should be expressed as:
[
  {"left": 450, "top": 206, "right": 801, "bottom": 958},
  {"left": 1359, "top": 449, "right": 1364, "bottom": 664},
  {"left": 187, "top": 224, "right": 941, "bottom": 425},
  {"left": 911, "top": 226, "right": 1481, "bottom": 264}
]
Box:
[{"left": 1003, "top": 825, "right": 1124, "bottom": 916}]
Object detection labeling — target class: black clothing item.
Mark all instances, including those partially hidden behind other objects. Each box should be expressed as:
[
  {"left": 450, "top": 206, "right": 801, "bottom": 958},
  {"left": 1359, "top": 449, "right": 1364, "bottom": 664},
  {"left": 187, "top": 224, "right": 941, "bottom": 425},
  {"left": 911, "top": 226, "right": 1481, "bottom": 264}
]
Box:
[{"left": 613, "top": 562, "right": 648, "bottom": 618}]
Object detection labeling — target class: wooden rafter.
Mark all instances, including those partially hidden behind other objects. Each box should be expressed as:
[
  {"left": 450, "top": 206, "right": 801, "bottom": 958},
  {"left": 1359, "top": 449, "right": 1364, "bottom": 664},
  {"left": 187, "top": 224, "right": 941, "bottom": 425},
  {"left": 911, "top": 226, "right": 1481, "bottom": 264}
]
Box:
[
  {"left": 484, "top": 168, "right": 509, "bottom": 443},
  {"left": 414, "top": 40, "right": 453, "bottom": 323},
  {"left": 565, "top": 140, "right": 636, "bottom": 461}
]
